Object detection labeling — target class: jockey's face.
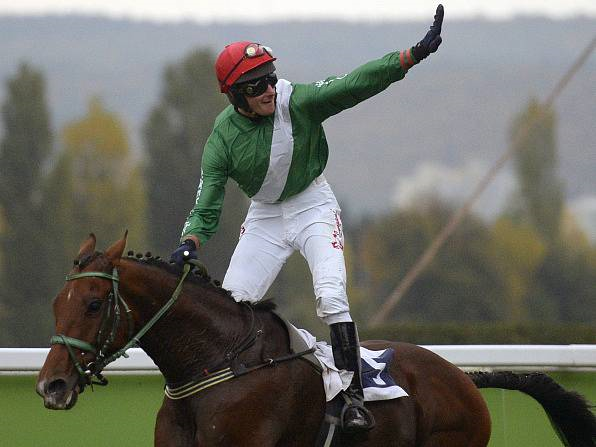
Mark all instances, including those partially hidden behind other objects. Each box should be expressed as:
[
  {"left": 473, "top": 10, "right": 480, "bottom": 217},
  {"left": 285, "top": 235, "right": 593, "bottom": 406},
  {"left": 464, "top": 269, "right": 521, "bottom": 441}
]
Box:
[{"left": 244, "top": 82, "right": 276, "bottom": 116}]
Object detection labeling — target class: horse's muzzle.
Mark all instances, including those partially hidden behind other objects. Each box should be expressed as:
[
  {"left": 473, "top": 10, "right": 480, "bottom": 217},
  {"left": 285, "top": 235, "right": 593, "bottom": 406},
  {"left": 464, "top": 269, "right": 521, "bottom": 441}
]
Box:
[{"left": 36, "top": 376, "right": 79, "bottom": 410}]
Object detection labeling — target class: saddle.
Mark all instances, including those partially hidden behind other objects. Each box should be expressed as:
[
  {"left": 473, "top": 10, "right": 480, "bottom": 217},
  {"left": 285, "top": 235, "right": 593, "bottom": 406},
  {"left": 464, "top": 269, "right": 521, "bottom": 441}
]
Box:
[
  {"left": 272, "top": 312, "right": 408, "bottom": 445},
  {"left": 271, "top": 311, "right": 321, "bottom": 369}
]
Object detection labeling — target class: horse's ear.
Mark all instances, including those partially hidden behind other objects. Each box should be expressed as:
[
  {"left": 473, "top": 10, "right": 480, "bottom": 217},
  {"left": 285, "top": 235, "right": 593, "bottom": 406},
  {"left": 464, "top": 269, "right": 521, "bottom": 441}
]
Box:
[
  {"left": 105, "top": 230, "right": 128, "bottom": 261},
  {"left": 77, "top": 233, "right": 97, "bottom": 258}
]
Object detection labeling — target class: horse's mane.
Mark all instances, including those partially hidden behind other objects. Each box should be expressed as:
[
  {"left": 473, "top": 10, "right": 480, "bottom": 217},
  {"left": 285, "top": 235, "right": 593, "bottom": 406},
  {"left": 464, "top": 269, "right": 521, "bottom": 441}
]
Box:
[
  {"left": 124, "top": 251, "right": 220, "bottom": 288},
  {"left": 75, "top": 250, "right": 277, "bottom": 312},
  {"left": 121, "top": 251, "right": 277, "bottom": 312}
]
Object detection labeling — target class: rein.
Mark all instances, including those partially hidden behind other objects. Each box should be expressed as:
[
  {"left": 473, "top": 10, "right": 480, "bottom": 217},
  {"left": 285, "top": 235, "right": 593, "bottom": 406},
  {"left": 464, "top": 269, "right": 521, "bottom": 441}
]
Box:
[
  {"left": 51, "top": 263, "right": 193, "bottom": 392},
  {"left": 52, "top": 259, "right": 316, "bottom": 399}
]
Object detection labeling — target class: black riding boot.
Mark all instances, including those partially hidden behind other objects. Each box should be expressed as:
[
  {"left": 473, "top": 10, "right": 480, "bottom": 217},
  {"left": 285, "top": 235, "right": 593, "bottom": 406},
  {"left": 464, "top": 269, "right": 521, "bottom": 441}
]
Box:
[{"left": 330, "top": 322, "right": 375, "bottom": 433}]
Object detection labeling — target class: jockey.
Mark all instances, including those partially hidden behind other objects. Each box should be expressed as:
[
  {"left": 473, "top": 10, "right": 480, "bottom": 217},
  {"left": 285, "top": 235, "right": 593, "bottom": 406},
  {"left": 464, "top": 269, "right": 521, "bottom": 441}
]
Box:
[{"left": 171, "top": 5, "right": 443, "bottom": 433}]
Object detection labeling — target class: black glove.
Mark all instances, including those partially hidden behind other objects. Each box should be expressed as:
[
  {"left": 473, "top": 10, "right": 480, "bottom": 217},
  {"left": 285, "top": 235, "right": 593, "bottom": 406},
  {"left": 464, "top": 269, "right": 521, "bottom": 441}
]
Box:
[
  {"left": 170, "top": 239, "right": 197, "bottom": 267},
  {"left": 412, "top": 4, "right": 444, "bottom": 62}
]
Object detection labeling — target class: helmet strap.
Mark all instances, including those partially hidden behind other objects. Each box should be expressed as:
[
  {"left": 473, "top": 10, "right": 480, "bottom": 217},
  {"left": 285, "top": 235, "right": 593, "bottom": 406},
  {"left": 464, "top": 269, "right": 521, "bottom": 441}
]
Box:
[
  {"left": 228, "top": 88, "right": 277, "bottom": 120},
  {"left": 227, "top": 90, "right": 253, "bottom": 114}
]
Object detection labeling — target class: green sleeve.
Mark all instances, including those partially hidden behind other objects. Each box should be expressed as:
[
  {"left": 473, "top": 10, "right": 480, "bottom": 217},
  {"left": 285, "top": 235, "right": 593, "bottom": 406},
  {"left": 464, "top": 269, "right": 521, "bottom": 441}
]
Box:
[
  {"left": 180, "top": 134, "right": 228, "bottom": 245},
  {"left": 292, "top": 51, "right": 409, "bottom": 122}
]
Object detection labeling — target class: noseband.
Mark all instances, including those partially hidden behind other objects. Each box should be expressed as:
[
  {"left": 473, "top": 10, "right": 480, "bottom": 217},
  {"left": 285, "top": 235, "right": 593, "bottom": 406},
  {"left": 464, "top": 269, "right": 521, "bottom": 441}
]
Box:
[{"left": 51, "top": 263, "right": 192, "bottom": 392}]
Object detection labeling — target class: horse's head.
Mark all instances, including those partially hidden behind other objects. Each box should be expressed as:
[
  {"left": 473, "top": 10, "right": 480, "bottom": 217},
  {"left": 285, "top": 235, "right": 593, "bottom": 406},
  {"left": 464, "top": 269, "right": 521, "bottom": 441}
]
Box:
[{"left": 36, "top": 233, "right": 128, "bottom": 410}]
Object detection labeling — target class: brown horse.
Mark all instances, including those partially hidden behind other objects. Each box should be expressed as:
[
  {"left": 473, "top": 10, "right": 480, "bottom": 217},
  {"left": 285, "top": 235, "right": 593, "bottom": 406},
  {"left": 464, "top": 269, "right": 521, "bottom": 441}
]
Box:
[{"left": 37, "top": 234, "right": 596, "bottom": 446}]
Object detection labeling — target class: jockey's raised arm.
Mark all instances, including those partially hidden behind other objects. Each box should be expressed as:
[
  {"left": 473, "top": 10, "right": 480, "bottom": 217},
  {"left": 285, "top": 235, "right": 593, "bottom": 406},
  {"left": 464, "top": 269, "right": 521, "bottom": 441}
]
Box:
[{"left": 171, "top": 4, "right": 444, "bottom": 433}]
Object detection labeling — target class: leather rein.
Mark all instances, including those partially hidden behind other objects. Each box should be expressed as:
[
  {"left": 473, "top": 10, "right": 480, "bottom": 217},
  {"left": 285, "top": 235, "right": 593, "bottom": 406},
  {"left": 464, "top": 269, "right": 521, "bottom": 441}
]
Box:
[{"left": 50, "top": 261, "right": 314, "bottom": 397}]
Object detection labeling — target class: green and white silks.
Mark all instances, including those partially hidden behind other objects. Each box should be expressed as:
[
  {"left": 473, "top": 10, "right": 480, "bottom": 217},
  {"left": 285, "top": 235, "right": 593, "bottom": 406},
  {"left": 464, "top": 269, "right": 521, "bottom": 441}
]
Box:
[{"left": 182, "top": 50, "right": 408, "bottom": 245}]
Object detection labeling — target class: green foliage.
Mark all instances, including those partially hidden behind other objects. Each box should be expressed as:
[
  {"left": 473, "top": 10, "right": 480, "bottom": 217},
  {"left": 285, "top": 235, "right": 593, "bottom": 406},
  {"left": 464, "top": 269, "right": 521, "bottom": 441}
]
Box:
[
  {"left": 502, "top": 98, "right": 596, "bottom": 324},
  {"left": 538, "top": 242, "right": 596, "bottom": 323},
  {"left": 269, "top": 190, "right": 595, "bottom": 333},
  {"left": 45, "top": 97, "right": 146, "bottom": 251},
  {"left": 509, "top": 99, "right": 563, "bottom": 245},
  {"left": 488, "top": 218, "right": 548, "bottom": 321},
  {"left": 352, "top": 201, "right": 505, "bottom": 323},
  {"left": 0, "top": 63, "right": 52, "bottom": 345},
  {"left": 39, "top": 98, "right": 146, "bottom": 339},
  {"left": 143, "top": 48, "right": 247, "bottom": 278},
  {"left": 294, "top": 196, "right": 594, "bottom": 330}
]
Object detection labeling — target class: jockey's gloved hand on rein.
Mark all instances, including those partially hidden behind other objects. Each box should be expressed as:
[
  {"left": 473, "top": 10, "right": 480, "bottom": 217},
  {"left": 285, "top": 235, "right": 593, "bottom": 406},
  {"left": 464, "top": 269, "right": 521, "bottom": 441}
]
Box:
[
  {"left": 412, "top": 4, "right": 444, "bottom": 63},
  {"left": 170, "top": 239, "right": 198, "bottom": 267}
]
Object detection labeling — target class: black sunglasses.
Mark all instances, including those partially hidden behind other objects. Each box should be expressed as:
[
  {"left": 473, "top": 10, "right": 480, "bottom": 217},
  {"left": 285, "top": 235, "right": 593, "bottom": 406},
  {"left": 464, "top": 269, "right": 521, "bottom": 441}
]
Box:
[{"left": 236, "top": 73, "right": 278, "bottom": 97}]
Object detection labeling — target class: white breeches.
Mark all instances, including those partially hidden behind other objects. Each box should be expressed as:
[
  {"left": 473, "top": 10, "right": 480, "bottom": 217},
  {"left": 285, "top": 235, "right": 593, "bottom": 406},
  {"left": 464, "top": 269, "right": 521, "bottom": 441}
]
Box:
[{"left": 222, "top": 176, "right": 352, "bottom": 325}]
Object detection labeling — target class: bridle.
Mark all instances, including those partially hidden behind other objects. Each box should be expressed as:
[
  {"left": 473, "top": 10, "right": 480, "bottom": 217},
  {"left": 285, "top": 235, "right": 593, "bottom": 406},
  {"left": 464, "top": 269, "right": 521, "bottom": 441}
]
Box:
[
  {"left": 50, "top": 259, "right": 316, "bottom": 399},
  {"left": 50, "top": 262, "right": 193, "bottom": 393}
]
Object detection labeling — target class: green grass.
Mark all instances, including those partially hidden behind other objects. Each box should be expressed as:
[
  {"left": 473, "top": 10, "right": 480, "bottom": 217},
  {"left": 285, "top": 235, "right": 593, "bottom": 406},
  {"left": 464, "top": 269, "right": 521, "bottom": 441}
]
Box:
[
  {"left": 3, "top": 375, "right": 163, "bottom": 447},
  {"left": 4, "top": 372, "right": 595, "bottom": 446}
]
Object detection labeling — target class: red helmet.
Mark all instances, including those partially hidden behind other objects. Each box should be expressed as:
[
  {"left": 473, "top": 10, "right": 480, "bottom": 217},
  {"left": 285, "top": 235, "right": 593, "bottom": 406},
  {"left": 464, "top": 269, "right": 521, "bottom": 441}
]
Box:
[{"left": 215, "top": 41, "right": 276, "bottom": 93}]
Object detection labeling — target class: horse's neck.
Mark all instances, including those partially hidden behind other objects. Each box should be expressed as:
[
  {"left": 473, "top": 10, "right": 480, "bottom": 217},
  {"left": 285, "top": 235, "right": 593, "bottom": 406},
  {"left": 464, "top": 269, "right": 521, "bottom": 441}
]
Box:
[{"left": 117, "top": 261, "right": 265, "bottom": 384}]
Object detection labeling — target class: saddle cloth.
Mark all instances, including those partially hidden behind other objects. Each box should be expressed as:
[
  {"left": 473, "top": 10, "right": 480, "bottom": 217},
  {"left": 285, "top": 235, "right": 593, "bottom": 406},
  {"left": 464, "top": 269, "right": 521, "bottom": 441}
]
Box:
[{"left": 293, "top": 326, "right": 409, "bottom": 402}]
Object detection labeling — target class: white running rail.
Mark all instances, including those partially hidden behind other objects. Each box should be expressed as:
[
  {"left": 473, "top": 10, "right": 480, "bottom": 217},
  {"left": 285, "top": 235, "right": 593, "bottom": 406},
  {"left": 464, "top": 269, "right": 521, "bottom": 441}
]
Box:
[{"left": 1, "top": 345, "right": 595, "bottom": 372}]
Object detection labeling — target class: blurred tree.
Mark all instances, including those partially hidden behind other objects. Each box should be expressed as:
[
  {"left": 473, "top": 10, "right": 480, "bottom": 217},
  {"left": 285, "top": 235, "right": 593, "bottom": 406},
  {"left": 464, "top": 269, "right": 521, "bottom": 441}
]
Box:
[
  {"left": 508, "top": 99, "right": 596, "bottom": 322},
  {"left": 538, "top": 240, "right": 596, "bottom": 323},
  {"left": 357, "top": 199, "right": 503, "bottom": 323},
  {"left": 0, "top": 64, "right": 52, "bottom": 345},
  {"left": 143, "top": 48, "right": 247, "bottom": 280},
  {"left": 488, "top": 217, "right": 548, "bottom": 322},
  {"left": 43, "top": 97, "right": 146, "bottom": 295},
  {"left": 509, "top": 99, "right": 563, "bottom": 245},
  {"left": 0, "top": 206, "right": 6, "bottom": 332}
]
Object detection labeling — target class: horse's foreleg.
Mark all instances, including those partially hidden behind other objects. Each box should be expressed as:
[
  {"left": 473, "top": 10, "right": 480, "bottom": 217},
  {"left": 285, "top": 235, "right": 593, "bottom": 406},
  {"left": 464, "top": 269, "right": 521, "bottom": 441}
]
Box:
[
  {"left": 421, "top": 430, "right": 489, "bottom": 447},
  {"left": 154, "top": 401, "right": 195, "bottom": 447}
]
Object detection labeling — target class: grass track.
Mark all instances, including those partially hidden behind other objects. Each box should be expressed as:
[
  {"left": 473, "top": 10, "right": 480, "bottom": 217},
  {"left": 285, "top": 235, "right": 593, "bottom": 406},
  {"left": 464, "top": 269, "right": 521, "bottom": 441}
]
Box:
[{"left": 4, "top": 372, "right": 595, "bottom": 446}]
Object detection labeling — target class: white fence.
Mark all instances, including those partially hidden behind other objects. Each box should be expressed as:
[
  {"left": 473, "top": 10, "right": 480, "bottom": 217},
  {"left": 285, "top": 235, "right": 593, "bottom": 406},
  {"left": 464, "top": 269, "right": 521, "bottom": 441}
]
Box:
[{"left": 1, "top": 345, "right": 595, "bottom": 373}]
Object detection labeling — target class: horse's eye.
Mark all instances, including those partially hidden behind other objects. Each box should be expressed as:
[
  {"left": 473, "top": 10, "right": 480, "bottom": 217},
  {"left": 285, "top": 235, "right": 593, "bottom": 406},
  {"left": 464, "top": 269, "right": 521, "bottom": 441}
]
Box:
[{"left": 87, "top": 300, "right": 102, "bottom": 314}]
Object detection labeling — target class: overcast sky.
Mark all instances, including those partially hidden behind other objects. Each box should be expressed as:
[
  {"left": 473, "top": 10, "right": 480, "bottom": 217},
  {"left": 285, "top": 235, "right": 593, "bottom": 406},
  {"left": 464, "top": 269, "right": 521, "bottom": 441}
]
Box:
[{"left": 1, "top": 0, "right": 596, "bottom": 22}]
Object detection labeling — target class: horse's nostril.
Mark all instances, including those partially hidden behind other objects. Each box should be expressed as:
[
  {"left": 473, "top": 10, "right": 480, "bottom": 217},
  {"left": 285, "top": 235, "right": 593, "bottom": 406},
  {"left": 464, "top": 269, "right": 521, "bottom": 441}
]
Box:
[{"left": 47, "top": 379, "right": 67, "bottom": 395}]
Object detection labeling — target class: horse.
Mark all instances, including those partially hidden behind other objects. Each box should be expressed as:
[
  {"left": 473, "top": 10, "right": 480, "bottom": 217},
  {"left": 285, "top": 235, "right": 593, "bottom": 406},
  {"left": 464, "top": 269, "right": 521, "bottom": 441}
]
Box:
[{"left": 37, "top": 234, "right": 596, "bottom": 446}]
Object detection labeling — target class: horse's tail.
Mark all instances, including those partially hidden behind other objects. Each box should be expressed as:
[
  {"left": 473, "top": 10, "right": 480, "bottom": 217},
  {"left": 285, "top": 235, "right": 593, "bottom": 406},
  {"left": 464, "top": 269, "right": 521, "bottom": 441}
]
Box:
[{"left": 467, "top": 371, "right": 596, "bottom": 447}]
